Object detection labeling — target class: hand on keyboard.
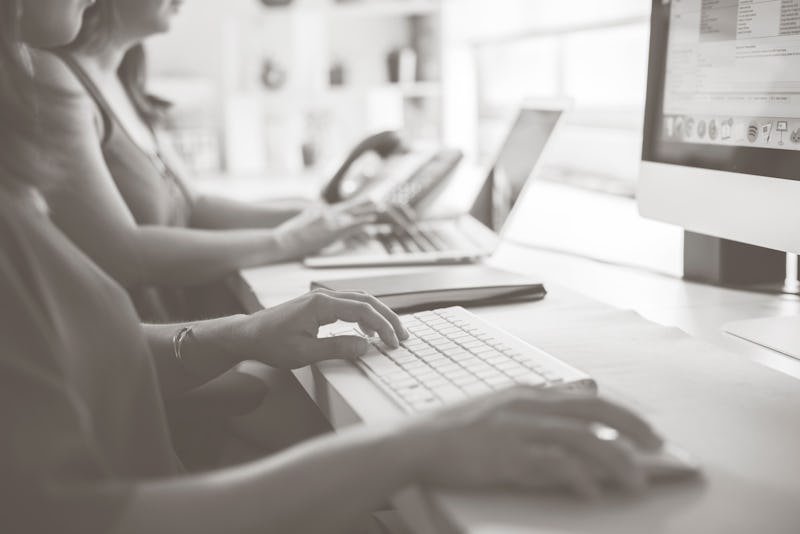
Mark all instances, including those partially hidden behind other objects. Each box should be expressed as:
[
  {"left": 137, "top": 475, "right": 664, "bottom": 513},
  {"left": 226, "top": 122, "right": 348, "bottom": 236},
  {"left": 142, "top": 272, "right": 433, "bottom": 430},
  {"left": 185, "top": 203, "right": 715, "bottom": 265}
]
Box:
[
  {"left": 329, "top": 307, "right": 598, "bottom": 413},
  {"left": 274, "top": 199, "right": 381, "bottom": 260},
  {"left": 234, "top": 289, "right": 408, "bottom": 368},
  {"left": 411, "top": 386, "right": 663, "bottom": 498}
]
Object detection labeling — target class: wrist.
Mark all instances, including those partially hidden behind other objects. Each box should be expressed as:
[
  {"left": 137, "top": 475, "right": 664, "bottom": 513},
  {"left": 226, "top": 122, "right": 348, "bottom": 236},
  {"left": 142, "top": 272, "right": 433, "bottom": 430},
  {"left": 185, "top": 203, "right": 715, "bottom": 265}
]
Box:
[
  {"left": 266, "top": 227, "right": 296, "bottom": 263},
  {"left": 385, "top": 416, "right": 447, "bottom": 488},
  {"left": 189, "top": 314, "right": 251, "bottom": 373}
]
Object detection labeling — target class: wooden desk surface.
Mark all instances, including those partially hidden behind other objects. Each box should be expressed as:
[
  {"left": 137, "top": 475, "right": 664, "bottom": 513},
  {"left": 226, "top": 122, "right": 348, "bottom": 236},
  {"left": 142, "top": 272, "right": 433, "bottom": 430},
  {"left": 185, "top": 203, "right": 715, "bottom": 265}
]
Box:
[{"left": 239, "top": 242, "right": 800, "bottom": 534}]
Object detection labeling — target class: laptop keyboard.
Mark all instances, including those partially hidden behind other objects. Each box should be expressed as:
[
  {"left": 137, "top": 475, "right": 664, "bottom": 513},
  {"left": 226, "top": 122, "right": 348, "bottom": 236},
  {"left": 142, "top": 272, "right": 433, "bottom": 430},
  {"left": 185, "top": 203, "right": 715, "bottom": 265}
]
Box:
[
  {"left": 325, "top": 306, "right": 596, "bottom": 413},
  {"left": 375, "top": 226, "right": 446, "bottom": 254},
  {"left": 343, "top": 225, "right": 449, "bottom": 255}
]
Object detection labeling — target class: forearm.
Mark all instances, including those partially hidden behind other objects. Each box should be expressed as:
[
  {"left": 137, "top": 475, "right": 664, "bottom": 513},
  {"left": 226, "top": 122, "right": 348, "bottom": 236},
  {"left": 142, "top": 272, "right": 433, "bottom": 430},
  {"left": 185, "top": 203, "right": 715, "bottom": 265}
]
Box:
[
  {"left": 136, "top": 225, "right": 290, "bottom": 287},
  {"left": 143, "top": 314, "right": 248, "bottom": 395},
  {"left": 113, "top": 422, "right": 434, "bottom": 534},
  {"left": 190, "top": 194, "right": 308, "bottom": 230}
]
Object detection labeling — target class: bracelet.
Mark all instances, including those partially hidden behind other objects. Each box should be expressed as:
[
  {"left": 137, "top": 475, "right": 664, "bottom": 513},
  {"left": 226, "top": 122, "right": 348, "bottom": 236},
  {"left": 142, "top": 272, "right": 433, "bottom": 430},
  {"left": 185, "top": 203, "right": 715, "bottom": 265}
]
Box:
[{"left": 172, "top": 325, "right": 194, "bottom": 366}]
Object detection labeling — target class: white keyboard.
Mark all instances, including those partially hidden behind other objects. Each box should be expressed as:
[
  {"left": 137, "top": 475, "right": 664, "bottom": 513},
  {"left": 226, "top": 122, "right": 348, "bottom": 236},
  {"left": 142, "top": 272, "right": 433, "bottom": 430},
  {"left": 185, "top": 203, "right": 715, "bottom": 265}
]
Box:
[{"left": 326, "top": 306, "right": 597, "bottom": 413}]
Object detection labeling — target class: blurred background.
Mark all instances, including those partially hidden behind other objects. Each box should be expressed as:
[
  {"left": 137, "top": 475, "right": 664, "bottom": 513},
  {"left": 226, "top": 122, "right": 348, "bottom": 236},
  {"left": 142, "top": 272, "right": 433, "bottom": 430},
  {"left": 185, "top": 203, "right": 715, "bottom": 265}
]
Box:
[
  {"left": 148, "top": 0, "right": 680, "bottom": 273},
  {"left": 149, "top": 0, "right": 646, "bottom": 183}
]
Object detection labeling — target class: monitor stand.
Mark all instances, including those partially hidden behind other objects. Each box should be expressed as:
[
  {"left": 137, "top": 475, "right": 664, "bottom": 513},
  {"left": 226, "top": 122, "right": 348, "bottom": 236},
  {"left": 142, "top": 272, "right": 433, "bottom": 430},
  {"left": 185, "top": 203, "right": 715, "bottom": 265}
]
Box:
[{"left": 723, "top": 253, "right": 800, "bottom": 360}]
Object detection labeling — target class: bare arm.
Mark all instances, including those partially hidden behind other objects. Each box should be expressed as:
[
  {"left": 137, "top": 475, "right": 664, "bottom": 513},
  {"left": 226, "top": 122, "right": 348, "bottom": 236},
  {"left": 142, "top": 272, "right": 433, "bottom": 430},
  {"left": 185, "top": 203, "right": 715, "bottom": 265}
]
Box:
[
  {"left": 34, "top": 52, "right": 294, "bottom": 288},
  {"left": 37, "top": 52, "right": 370, "bottom": 290},
  {"left": 141, "top": 314, "right": 246, "bottom": 396},
  {"left": 114, "top": 421, "right": 427, "bottom": 534},
  {"left": 155, "top": 137, "right": 311, "bottom": 230},
  {"left": 189, "top": 194, "right": 309, "bottom": 229},
  {"left": 112, "top": 386, "right": 663, "bottom": 534}
]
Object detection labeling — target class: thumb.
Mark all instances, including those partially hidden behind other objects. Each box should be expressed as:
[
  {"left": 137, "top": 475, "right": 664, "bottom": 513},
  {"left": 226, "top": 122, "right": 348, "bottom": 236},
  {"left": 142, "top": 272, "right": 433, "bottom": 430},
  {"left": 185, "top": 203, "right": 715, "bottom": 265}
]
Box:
[{"left": 311, "top": 335, "right": 370, "bottom": 360}]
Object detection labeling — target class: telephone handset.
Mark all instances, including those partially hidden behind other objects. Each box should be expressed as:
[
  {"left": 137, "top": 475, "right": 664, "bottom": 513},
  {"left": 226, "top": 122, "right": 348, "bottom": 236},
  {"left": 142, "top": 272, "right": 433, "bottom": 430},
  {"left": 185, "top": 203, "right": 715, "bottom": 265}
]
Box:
[
  {"left": 321, "top": 130, "right": 463, "bottom": 212},
  {"left": 321, "top": 131, "right": 408, "bottom": 203}
]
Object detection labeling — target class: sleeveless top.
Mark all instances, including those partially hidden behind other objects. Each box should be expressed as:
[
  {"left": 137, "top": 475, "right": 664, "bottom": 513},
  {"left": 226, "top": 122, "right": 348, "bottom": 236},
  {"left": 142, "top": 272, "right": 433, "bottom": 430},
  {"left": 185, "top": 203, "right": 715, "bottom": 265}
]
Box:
[
  {"left": 0, "top": 189, "right": 182, "bottom": 532},
  {"left": 59, "top": 54, "right": 197, "bottom": 323}
]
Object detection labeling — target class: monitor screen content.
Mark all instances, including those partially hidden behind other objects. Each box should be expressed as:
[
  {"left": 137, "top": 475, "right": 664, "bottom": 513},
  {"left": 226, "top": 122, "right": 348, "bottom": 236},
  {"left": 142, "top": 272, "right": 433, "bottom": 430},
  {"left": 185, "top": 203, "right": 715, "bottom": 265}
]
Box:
[
  {"left": 470, "top": 109, "right": 562, "bottom": 232},
  {"left": 662, "top": 0, "right": 800, "bottom": 152},
  {"left": 644, "top": 0, "right": 800, "bottom": 181}
]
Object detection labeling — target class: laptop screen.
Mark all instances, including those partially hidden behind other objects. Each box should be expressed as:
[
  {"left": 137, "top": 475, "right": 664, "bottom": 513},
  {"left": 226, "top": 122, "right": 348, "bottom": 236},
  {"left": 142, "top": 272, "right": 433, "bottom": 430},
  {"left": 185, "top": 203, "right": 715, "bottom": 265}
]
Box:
[{"left": 470, "top": 108, "right": 562, "bottom": 232}]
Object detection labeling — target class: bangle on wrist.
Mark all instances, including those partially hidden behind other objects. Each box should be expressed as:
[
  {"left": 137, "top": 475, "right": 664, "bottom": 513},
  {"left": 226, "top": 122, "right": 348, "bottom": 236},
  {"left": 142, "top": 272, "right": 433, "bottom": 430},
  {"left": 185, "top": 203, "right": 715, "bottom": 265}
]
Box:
[{"left": 172, "top": 325, "right": 194, "bottom": 370}]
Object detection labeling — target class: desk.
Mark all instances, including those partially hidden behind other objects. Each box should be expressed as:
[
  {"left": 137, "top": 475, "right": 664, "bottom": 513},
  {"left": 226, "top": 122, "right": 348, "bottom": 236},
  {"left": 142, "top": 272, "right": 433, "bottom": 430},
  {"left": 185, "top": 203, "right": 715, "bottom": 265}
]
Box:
[{"left": 238, "top": 241, "right": 800, "bottom": 534}]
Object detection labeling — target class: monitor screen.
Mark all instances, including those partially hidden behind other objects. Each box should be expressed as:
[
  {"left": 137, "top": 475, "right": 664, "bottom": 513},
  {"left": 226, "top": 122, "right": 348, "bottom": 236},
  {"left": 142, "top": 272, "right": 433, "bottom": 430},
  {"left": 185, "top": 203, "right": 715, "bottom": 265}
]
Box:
[
  {"left": 470, "top": 108, "right": 562, "bottom": 231},
  {"left": 643, "top": 0, "right": 800, "bottom": 180}
]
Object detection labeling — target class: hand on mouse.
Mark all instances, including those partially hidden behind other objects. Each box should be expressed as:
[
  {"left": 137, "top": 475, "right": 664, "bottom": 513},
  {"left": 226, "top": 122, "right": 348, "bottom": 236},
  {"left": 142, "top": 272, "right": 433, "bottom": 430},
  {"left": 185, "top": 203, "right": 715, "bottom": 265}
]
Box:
[{"left": 407, "top": 387, "right": 663, "bottom": 498}]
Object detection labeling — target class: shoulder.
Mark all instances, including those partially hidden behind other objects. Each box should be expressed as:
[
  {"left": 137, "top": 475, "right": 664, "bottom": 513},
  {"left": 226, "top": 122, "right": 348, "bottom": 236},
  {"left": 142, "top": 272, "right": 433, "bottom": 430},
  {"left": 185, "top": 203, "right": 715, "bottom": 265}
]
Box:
[
  {"left": 28, "top": 50, "right": 103, "bottom": 140},
  {"left": 29, "top": 49, "right": 86, "bottom": 96}
]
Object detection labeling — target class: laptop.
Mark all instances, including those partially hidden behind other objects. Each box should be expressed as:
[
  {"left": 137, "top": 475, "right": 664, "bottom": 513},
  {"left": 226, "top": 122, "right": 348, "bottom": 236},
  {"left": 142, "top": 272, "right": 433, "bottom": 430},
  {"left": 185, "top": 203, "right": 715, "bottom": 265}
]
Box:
[{"left": 304, "top": 102, "right": 568, "bottom": 268}]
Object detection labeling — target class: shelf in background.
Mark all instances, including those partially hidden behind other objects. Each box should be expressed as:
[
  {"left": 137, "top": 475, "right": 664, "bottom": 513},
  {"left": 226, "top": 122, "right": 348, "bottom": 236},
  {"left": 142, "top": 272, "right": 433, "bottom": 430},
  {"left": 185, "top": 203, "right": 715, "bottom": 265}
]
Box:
[
  {"left": 237, "top": 81, "right": 441, "bottom": 110},
  {"left": 329, "top": 81, "right": 441, "bottom": 98},
  {"left": 327, "top": 0, "right": 440, "bottom": 18}
]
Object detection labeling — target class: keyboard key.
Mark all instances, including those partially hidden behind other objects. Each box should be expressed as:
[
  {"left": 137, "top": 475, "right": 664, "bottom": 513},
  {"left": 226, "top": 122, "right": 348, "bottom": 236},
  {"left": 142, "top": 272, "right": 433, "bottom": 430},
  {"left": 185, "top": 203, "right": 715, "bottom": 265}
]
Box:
[
  {"left": 447, "top": 368, "right": 474, "bottom": 381},
  {"left": 403, "top": 338, "right": 429, "bottom": 350},
  {"left": 485, "top": 375, "right": 515, "bottom": 389},
  {"left": 483, "top": 353, "right": 509, "bottom": 365},
  {"left": 495, "top": 360, "right": 521, "bottom": 372},
  {"left": 420, "top": 376, "right": 450, "bottom": 389},
  {"left": 447, "top": 351, "right": 474, "bottom": 363},
  {"left": 413, "top": 347, "right": 439, "bottom": 357},
  {"left": 419, "top": 352, "right": 447, "bottom": 364},
  {"left": 402, "top": 360, "right": 430, "bottom": 373},
  {"left": 452, "top": 374, "right": 480, "bottom": 387},
  {"left": 361, "top": 354, "right": 402, "bottom": 376},
  {"left": 435, "top": 386, "right": 467, "bottom": 403},
  {"left": 412, "top": 397, "right": 441, "bottom": 411},
  {"left": 515, "top": 373, "right": 546, "bottom": 387},
  {"left": 462, "top": 382, "right": 492, "bottom": 396},
  {"left": 386, "top": 376, "right": 419, "bottom": 389},
  {"left": 435, "top": 362, "right": 463, "bottom": 375},
  {"left": 438, "top": 326, "right": 461, "bottom": 335}
]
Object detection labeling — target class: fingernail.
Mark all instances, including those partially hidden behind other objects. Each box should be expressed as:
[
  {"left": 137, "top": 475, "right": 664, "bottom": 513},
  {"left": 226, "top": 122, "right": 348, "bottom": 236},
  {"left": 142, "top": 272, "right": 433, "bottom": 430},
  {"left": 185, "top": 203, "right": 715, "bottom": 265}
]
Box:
[{"left": 399, "top": 326, "right": 410, "bottom": 340}]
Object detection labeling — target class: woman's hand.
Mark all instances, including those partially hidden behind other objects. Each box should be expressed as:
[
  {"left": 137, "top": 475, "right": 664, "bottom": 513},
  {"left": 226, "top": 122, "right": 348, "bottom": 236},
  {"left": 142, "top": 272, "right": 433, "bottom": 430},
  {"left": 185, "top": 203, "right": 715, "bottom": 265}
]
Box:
[
  {"left": 409, "top": 387, "right": 663, "bottom": 498},
  {"left": 235, "top": 289, "right": 408, "bottom": 369},
  {"left": 274, "top": 199, "right": 380, "bottom": 260}
]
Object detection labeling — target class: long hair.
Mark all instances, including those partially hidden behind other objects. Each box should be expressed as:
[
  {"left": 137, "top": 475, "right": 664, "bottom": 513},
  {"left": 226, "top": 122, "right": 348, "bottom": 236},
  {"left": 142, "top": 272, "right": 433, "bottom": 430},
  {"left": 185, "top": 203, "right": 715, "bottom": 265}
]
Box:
[
  {"left": 68, "top": 0, "right": 170, "bottom": 128},
  {"left": 0, "top": 0, "right": 41, "bottom": 189}
]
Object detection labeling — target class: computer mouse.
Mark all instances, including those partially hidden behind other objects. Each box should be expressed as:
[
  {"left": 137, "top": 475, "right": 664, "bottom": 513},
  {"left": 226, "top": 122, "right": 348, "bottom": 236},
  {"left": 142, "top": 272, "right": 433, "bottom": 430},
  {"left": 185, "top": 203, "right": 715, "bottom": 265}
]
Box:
[
  {"left": 593, "top": 424, "right": 701, "bottom": 481},
  {"left": 636, "top": 443, "right": 702, "bottom": 480}
]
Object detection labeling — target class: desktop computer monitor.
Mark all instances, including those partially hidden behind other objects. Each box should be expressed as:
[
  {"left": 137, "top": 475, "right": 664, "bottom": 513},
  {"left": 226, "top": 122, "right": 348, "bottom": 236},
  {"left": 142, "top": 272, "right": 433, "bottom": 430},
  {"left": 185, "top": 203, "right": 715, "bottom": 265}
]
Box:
[{"left": 639, "top": 0, "right": 800, "bottom": 359}]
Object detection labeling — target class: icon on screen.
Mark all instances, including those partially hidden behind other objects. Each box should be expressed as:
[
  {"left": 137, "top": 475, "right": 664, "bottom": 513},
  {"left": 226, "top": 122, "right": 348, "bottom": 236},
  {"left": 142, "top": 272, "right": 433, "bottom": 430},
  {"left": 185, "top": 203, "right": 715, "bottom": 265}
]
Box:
[
  {"left": 664, "top": 116, "right": 675, "bottom": 137},
  {"left": 684, "top": 117, "right": 695, "bottom": 139},
  {"left": 777, "top": 120, "right": 789, "bottom": 145},
  {"left": 674, "top": 116, "right": 684, "bottom": 138},
  {"left": 721, "top": 119, "right": 733, "bottom": 140},
  {"left": 761, "top": 122, "right": 773, "bottom": 143},
  {"left": 697, "top": 120, "right": 707, "bottom": 139},
  {"left": 747, "top": 122, "right": 759, "bottom": 143},
  {"left": 708, "top": 119, "right": 718, "bottom": 140}
]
